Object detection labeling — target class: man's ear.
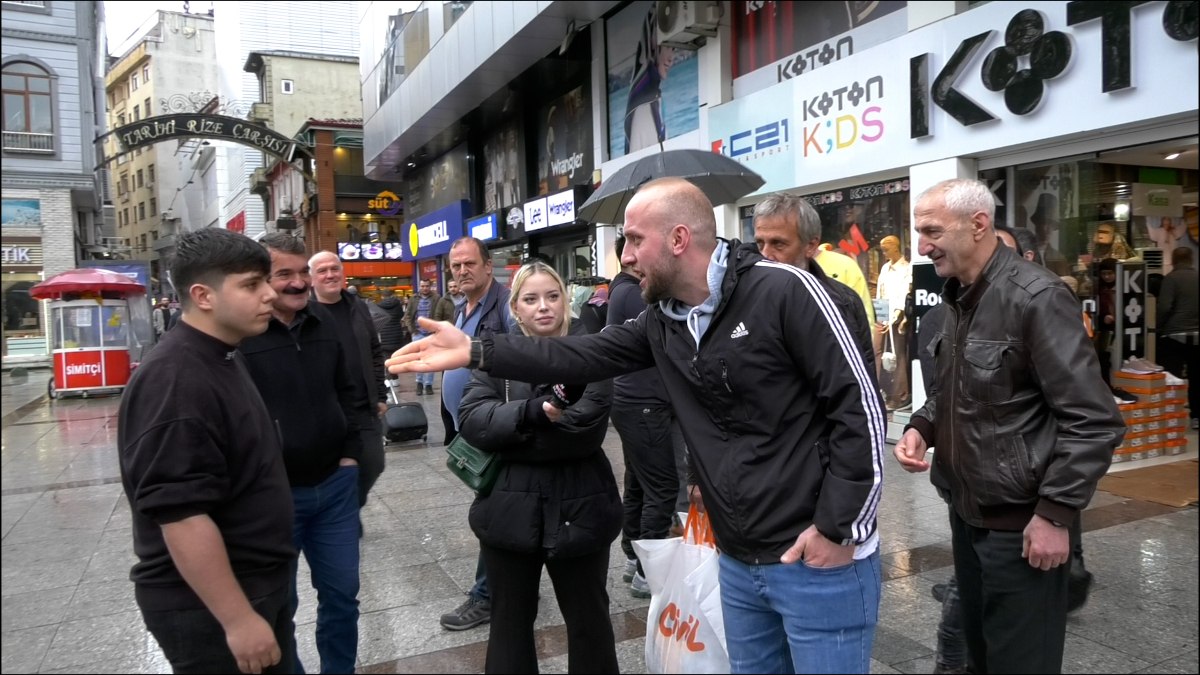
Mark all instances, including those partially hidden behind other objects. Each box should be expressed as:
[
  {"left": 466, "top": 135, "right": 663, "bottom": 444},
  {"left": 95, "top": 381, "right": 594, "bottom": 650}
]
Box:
[
  {"left": 971, "top": 212, "right": 992, "bottom": 241},
  {"left": 670, "top": 224, "right": 691, "bottom": 255},
  {"left": 189, "top": 281, "right": 217, "bottom": 312}
]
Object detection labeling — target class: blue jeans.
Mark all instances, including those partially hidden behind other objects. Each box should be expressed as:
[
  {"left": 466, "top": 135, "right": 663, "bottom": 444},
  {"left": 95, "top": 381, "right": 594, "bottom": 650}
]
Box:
[
  {"left": 719, "top": 551, "right": 881, "bottom": 674},
  {"left": 290, "top": 466, "right": 361, "bottom": 674},
  {"left": 412, "top": 334, "right": 434, "bottom": 386}
]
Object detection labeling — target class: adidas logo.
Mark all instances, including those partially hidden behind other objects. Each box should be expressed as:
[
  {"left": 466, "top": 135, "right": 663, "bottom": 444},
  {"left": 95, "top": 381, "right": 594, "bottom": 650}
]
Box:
[{"left": 730, "top": 321, "right": 749, "bottom": 339}]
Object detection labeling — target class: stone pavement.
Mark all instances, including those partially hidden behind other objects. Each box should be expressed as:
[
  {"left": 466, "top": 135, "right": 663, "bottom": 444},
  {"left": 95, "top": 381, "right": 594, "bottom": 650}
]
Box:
[{"left": 1, "top": 369, "right": 1197, "bottom": 674}]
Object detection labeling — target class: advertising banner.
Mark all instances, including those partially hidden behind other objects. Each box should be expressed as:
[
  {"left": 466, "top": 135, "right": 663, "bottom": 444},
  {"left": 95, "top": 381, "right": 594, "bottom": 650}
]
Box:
[
  {"left": 605, "top": 0, "right": 700, "bottom": 159},
  {"left": 1, "top": 199, "right": 42, "bottom": 230},
  {"left": 537, "top": 85, "right": 593, "bottom": 196},
  {"left": 482, "top": 120, "right": 525, "bottom": 212},
  {"left": 404, "top": 144, "right": 470, "bottom": 218}
]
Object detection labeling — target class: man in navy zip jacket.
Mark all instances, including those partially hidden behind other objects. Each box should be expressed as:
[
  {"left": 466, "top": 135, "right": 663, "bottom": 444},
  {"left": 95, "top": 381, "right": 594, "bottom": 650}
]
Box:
[
  {"left": 239, "top": 233, "right": 367, "bottom": 674},
  {"left": 390, "top": 178, "right": 887, "bottom": 674}
]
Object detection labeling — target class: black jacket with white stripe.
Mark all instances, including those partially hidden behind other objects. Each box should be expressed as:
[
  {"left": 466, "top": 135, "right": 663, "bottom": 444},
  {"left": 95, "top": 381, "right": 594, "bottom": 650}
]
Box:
[{"left": 478, "top": 240, "right": 886, "bottom": 564}]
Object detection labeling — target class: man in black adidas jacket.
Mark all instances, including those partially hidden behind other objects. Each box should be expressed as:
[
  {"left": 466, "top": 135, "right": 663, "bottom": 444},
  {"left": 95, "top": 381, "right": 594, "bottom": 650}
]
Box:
[{"left": 389, "top": 178, "right": 887, "bottom": 674}]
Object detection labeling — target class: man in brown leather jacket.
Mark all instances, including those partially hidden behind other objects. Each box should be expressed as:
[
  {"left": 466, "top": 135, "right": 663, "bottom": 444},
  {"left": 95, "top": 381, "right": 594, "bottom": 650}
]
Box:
[{"left": 894, "top": 178, "right": 1125, "bottom": 674}]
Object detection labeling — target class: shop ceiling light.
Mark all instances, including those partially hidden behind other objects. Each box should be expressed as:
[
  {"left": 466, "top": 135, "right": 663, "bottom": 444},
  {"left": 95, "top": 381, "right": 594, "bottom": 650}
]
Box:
[{"left": 1163, "top": 152, "right": 1181, "bottom": 160}]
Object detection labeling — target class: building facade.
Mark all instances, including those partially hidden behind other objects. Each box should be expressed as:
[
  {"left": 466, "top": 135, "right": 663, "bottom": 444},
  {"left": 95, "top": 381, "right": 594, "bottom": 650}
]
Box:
[
  {"left": 2, "top": 0, "right": 106, "bottom": 365},
  {"left": 360, "top": 0, "right": 1197, "bottom": 447},
  {"left": 103, "top": 10, "right": 218, "bottom": 295},
  {"left": 213, "top": 1, "right": 360, "bottom": 240}
]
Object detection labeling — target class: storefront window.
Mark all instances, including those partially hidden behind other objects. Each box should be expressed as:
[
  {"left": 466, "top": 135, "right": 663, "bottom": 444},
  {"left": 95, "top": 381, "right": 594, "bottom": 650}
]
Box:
[
  {"left": 802, "top": 178, "right": 912, "bottom": 298},
  {"left": 2, "top": 275, "right": 45, "bottom": 358},
  {"left": 489, "top": 244, "right": 524, "bottom": 289},
  {"left": 1011, "top": 139, "right": 1198, "bottom": 282}
]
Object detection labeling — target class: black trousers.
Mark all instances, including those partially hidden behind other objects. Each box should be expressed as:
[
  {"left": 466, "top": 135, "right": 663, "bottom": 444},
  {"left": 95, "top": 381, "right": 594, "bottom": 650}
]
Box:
[
  {"left": 1157, "top": 334, "right": 1198, "bottom": 419},
  {"left": 480, "top": 543, "right": 618, "bottom": 674},
  {"left": 358, "top": 418, "right": 385, "bottom": 508},
  {"left": 141, "top": 584, "right": 294, "bottom": 674},
  {"left": 612, "top": 403, "right": 685, "bottom": 572},
  {"left": 950, "top": 510, "right": 1069, "bottom": 674}
]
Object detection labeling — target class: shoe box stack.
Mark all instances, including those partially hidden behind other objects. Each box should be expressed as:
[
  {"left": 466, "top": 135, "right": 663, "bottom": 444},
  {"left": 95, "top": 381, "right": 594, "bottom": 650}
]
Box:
[{"left": 1111, "top": 370, "right": 1190, "bottom": 462}]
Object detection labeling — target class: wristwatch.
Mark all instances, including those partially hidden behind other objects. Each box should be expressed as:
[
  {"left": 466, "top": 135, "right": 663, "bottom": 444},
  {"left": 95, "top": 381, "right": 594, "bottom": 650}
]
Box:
[
  {"left": 1046, "top": 517, "right": 1067, "bottom": 528},
  {"left": 469, "top": 338, "right": 485, "bottom": 369}
]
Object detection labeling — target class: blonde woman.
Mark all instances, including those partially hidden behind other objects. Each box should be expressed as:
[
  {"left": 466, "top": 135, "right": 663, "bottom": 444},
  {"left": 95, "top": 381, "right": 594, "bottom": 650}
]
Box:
[{"left": 457, "top": 261, "right": 621, "bottom": 673}]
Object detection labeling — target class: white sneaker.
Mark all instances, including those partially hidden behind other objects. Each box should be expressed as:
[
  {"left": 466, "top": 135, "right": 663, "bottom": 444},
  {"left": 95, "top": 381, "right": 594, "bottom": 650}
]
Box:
[
  {"left": 631, "top": 572, "right": 651, "bottom": 599},
  {"left": 622, "top": 558, "right": 637, "bottom": 582}
]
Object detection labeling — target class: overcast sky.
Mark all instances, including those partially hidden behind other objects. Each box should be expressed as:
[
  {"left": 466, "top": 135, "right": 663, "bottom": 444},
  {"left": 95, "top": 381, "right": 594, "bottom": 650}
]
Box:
[{"left": 104, "top": 1, "right": 187, "bottom": 56}]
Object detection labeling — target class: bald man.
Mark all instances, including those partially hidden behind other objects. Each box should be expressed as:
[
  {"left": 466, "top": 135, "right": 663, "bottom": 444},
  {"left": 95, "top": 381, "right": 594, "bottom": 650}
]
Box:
[
  {"left": 388, "top": 177, "right": 887, "bottom": 674},
  {"left": 875, "top": 234, "right": 912, "bottom": 408},
  {"left": 310, "top": 250, "right": 387, "bottom": 513}
]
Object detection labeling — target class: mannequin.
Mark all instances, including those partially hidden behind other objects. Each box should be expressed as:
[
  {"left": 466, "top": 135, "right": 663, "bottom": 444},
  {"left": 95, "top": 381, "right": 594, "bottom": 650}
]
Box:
[{"left": 874, "top": 235, "right": 912, "bottom": 409}]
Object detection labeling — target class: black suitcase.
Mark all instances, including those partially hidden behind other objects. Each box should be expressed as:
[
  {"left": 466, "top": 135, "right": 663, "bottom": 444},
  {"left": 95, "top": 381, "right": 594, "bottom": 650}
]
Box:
[{"left": 384, "top": 379, "right": 427, "bottom": 443}]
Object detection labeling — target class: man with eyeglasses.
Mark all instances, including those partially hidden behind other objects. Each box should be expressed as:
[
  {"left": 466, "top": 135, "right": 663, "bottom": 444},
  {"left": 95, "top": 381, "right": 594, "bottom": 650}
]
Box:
[{"left": 238, "top": 233, "right": 369, "bottom": 674}]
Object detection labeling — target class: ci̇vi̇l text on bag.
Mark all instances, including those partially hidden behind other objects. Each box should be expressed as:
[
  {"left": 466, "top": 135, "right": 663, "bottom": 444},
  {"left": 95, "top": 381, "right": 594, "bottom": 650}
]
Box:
[{"left": 632, "top": 504, "right": 728, "bottom": 674}]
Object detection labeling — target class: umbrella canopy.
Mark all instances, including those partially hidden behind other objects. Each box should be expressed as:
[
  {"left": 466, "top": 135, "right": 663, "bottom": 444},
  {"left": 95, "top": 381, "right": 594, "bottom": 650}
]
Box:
[
  {"left": 578, "top": 149, "right": 765, "bottom": 224},
  {"left": 30, "top": 268, "right": 146, "bottom": 299}
]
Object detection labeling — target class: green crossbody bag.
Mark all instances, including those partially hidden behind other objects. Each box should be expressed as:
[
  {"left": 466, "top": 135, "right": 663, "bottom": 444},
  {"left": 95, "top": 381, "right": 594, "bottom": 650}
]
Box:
[{"left": 445, "top": 381, "right": 506, "bottom": 495}]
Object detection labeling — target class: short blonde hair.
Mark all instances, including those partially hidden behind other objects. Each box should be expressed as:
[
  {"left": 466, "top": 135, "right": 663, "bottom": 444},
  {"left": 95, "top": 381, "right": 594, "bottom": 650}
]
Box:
[{"left": 508, "top": 261, "right": 571, "bottom": 337}]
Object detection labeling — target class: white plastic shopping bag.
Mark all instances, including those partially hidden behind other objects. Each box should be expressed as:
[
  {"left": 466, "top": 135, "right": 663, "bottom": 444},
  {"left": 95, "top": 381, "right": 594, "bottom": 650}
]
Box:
[{"left": 633, "top": 505, "right": 729, "bottom": 674}]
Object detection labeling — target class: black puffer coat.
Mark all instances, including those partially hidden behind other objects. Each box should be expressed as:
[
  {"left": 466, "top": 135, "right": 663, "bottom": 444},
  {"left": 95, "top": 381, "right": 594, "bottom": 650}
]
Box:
[
  {"left": 376, "top": 296, "right": 407, "bottom": 354},
  {"left": 459, "top": 322, "right": 621, "bottom": 558}
]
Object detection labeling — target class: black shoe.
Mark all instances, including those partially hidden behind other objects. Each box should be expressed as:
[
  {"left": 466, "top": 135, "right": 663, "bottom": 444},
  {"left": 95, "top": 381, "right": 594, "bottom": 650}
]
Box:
[
  {"left": 1067, "top": 570, "right": 1094, "bottom": 613},
  {"left": 1111, "top": 387, "right": 1138, "bottom": 404},
  {"left": 440, "top": 596, "right": 491, "bottom": 631},
  {"left": 931, "top": 582, "right": 948, "bottom": 603},
  {"left": 426, "top": 384, "right": 435, "bottom": 395}
]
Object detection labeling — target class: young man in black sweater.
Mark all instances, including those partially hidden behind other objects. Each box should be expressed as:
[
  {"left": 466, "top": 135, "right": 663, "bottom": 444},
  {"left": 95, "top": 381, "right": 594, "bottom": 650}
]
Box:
[{"left": 118, "top": 228, "right": 295, "bottom": 674}]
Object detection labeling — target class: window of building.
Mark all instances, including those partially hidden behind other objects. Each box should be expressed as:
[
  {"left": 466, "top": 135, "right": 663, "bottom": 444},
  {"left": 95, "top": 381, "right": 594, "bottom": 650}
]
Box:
[
  {"left": 140, "top": 233, "right": 147, "bottom": 252},
  {"left": 150, "top": 197, "right": 157, "bottom": 215},
  {"left": 121, "top": 208, "right": 128, "bottom": 227},
  {"left": 281, "top": 79, "right": 295, "bottom": 94},
  {"left": 138, "top": 202, "right": 145, "bottom": 221},
  {"left": 133, "top": 105, "right": 140, "bottom": 121},
  {"left": 136, "top": 169, "right": 144, "bottom": 188},
  {"left": 147, "top": 164, "right": 155, "bottom": 183},
  {"left": 131, "top": 74, "right": 138, "bottom": 91},
  {"left": 144, "top": 97, "right": 151, "bottom": 116},
  {"left": 2, "top": 61, "right": 54, "bottom": 153},
  {"left": 142, "top": 65, "right": 150, "bottom": 82},
  {"left": 119, "top": 174, "right": 130, "bottom": 195},
  {"left": 117, "top": 113, "right": 126, "bottom": 126},
  {"left": 116, "top": 153, "right": 127, "bottom": 165}
]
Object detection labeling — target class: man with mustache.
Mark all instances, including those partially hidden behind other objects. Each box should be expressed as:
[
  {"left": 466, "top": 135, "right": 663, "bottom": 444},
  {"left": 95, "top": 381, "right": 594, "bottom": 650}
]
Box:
[{"left": 239, "top": 233, "right": 368, "bottom": 674}]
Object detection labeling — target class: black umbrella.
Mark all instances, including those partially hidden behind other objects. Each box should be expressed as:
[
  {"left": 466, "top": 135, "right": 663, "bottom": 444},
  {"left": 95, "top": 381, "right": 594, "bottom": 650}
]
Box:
[{"left": 577, "top": 149, "right": 766, "bottom": 224}]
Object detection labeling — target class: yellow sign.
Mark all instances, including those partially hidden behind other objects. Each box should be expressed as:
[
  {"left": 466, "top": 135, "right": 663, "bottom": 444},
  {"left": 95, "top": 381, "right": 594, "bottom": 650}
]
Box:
[
  {"left": 368, "top": 190, "right": 402, "bottom": 216},
  {"left": 408, "top": 222, "right": 420, "bottom": 257}
]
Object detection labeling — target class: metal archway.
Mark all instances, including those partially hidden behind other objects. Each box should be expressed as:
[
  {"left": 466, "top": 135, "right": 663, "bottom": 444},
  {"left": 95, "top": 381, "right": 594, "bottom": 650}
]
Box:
[{"left": 95, "top": 113, "right": 315, "bottom": 182}]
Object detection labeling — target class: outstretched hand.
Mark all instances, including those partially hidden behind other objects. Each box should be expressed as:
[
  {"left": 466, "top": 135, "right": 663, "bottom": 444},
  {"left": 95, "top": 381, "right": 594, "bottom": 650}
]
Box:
[{"left": 386, "top": 317, "right": 472, "bottom": 374}]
